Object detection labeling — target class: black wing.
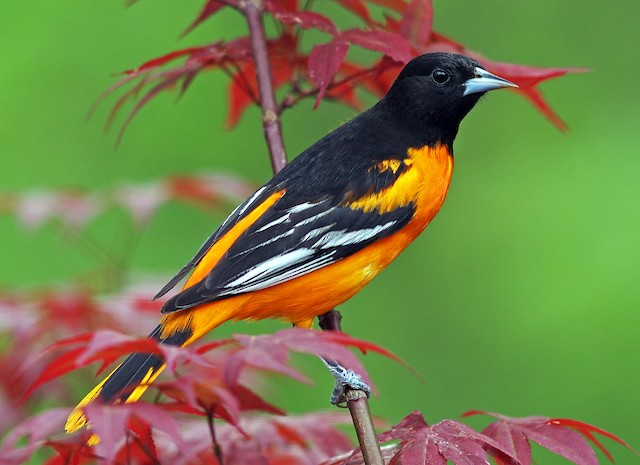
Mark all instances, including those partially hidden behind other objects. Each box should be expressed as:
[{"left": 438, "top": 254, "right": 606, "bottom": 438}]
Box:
[
  {"left": 162, "top": 194, "right": 414, "bottom": 313},
  {"left": 158, "top": 102, "right": 418, "bottom": 312},
  {"left": 154, "top": 183, "right": 278, "bottom": 300}
]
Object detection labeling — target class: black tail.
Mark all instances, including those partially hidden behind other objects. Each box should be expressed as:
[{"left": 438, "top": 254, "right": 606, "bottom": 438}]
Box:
[
  {"left": 65, "top": 325, "right": 192, "bottom": 433},
  {"left": 99, "top": 325, "right": 192, "bottom": 403}
]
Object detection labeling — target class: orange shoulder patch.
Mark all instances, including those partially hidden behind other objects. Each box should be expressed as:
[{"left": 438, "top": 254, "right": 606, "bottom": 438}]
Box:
[{"left": 345, "top": 144, "right": 452, "bottom": 216}]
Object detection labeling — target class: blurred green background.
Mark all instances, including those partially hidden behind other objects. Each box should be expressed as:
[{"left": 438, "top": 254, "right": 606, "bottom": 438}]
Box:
[{"left": 2, "top": 0, "right": 639, "bottom": 461}]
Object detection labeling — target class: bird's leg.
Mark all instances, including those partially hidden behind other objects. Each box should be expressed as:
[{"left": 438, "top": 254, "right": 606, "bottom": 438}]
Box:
[
  {"left": 321, "top": 357, "right": 371, "bottom": 406},
  {"left": 317, "top": 309, "right": 371, "bottom": 406}
]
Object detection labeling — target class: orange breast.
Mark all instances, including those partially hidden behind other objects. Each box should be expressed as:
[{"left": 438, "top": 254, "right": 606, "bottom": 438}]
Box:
[
  {"left": 164, "top": 144, "right": 454, "bottom": 336},
  {"left": 234, "top": 144, "right": 454, "bottom": 326}
]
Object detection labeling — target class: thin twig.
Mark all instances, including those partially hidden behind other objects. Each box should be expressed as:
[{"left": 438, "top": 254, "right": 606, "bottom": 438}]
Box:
[
  {"left": 205, "top": 407, "right": 224, "bottom": 465},
  {"left": 241, "top": 0, "right": 287, "bottom": 173},
  {"left": 279, "top": 65, "right": 381, "bottom": 112}
]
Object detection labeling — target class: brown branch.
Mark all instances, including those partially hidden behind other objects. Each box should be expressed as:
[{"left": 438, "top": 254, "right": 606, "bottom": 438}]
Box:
[
  {"left": 318, "top": 309, "right": 384, "bottom": 465},
  {"left": 241, "top": 0, "right": 287, "bottom": 174},
  {"left": 347, "top": 390, "right": 385, "bottom": 465}
]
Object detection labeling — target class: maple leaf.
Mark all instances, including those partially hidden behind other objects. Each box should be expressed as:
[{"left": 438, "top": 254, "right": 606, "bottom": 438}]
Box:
[
  {"left": 308, "top": 37, "right": 351, "bottom": 108},
  {"left": 342, "top": 29, "right": 412, "bottom": 64},
  {"left": 226, "top": 40, "right": 297, "bottom": 128},
  {"left": 266, "top": 3, "right": 338, "bottom": 35},
  {"left": 83, "top": 402, "right": 186, "bottom": 463},
  {"left": 87, "top": 0, "right": 582, "bottom": 138},
  {"left": 399, "top": 0, "right": 434, "bottom": 48},
  {"left": 0, "top": 409, "right": 70, "bottom": 465},
  {"left": 463, "top": 410, "right": 639, "bottom": 465},
  {"left": 373, "top": 411, "right": 518, "bottom": 465},
  {"left": 217, "top": 327, "right": 400, "bottom": 389},
  {"left": 182, "top": 0, "right": 234, "bottom": 37}
]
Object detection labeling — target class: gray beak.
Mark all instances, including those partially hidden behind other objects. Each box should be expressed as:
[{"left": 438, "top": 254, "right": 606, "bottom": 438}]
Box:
[{"left": 463, "top": 67, "right": 518, "bottom": 96}]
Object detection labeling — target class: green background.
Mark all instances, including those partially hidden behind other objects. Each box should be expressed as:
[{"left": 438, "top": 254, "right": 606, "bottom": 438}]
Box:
[{"left": 2, "top": 0, "right": 639, "bottom": 462}]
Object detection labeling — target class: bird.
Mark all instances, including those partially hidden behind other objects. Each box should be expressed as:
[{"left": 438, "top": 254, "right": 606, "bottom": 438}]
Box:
[{"left": 66, "top": 52, "right": 517, "bottom": 435}]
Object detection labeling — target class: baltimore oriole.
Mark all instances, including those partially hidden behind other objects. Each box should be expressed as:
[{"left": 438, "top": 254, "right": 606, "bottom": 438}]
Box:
[{"left": 66, "top": 52, "right": 516, "bottom": 434}]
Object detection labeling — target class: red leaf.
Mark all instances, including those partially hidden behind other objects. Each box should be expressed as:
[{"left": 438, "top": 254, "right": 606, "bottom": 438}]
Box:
[
  {"left": 308, "top": 38, "right": 350, "bottom": 108},
  {"left": 21, "top": 347, "right": 88, "bottom": 403},
  {"left": 476, "top": 59, "right": 587, "bottom": 131},
  {"left": 44, "top": 441, "right": 94, "bottom": 465},
  {"left": 325, "top": 79, "right": 364, "bottom": 110},
  {"left": 378, "top": 412, "right": 518, "bottom": 465},
  {"left": 72, "top": 330, "right": 162, "bottom": 367},
  {"left": 84, "top": 402, "right": 185, "bottom": 460},
  {"left": 482, "top": 420, "right": 531, "bottom": 465},
  {"left": 226, "top": 42, "right": 295, "bottom": 127},
  {"left": 182, "top": 0, "right": 229, "bottom": 37},
  {"left": 334, "top": 0, "right": 372, "bottom": 24},
  {"left": 548, "top": 418, "right": 640, "bottom": 461},
  {"left": 128, "top": 416, "right": 157, "bottom": 460},
  {"left": 463, "top": 411, "right": 636, "bottom": 465},
  {"left": 227, "top": 61, "right": 259, "bottom": 129},
  {"left": 0, "top": 409, "right": 70, "bottom": 465},
  {"left": 367, "top": 0, "right": 407, "bottom": 13},
  {"left": 122, "top": 47, "right": 206, "bottom": 75},
  {"left": 234, "top": 384, "right": 285, "bottom": 415},
  {"left": 212, "top": 328, "right": 405, "bottom": 412},
  {"left": 22, "top": 331, "right": 165, "bottom": 402},
  {"left": 343, "top": 29, "right": 413, "bottom": 64},
  {"left": 267, "top": 6, "right": 337, "bottom": 35},
  {"left": 116, "top": 70, "right": 186, "bottom": 145},
  {"left": 167, "top": 173, "right": 254, "bottom": 208},
  {"left": 399, "top": 0, "right": 434, "bottom": 47}
]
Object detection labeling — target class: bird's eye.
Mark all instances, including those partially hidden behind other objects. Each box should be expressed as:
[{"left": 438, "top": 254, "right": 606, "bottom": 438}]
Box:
[{"left": 431, "top": 68, "right": 451, "bottom": 85}]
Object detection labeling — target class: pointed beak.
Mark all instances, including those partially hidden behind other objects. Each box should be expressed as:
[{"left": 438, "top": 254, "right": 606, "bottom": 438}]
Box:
[{"left": 463, "top": 67, "right": 518, "bottom": 96}]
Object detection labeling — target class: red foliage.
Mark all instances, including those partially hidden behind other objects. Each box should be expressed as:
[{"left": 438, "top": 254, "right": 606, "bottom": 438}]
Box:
[
  {"left": 3, "top": 2, "right": 632, "bottom": 465},
  {"left": 93, "top": 0, "right": 582, "bottom": 140},
  {"left": 0, "top": 173, "right": 254, "bottom": 230},
  {"left": 23, "top": 328, "right": 396, "bottom": 408},
  {"left": 463, "top": 410, "right": 639, "bottom": 465},
  {"left": 372, "top": 411, "right": 517, "bottom": 465}
]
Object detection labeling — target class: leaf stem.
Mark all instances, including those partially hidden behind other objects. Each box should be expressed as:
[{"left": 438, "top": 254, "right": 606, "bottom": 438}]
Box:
[{"left": 241, "top": 0, "right": 287, "bottom": 173}]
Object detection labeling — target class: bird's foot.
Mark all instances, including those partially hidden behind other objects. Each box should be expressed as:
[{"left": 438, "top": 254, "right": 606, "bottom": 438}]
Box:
[{"left": 322, "top": 358, "right": 370, "bottom": 406}]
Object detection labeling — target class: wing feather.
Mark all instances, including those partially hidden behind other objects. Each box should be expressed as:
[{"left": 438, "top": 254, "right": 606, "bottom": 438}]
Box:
[{"left": 162, "top": 199, "right": 413, "bottom": 313}]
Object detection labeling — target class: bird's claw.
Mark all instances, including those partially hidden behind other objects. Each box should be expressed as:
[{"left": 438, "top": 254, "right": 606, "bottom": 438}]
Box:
[{"left": 322, "top": 359, "right": 370, "bottom": 407}]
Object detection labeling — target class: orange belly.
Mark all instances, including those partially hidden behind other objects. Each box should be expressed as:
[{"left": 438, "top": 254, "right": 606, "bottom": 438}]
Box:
[
  {"left": 161, "top": 144, "right": 454, "bottom": 338},
  {"left": 237, "top": 143, "right": 454, "bottom": 325}
]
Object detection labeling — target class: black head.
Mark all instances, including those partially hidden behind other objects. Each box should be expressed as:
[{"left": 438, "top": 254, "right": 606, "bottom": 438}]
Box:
[{"left": 383, "top": 53, "right": 516, "bottom": 147}]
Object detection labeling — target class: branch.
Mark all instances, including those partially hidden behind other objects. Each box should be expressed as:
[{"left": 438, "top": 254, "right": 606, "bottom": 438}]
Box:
[
  {"left": 241, "top": 0, "right": 287, "bottom": 173},
  {"left": 239, "top": 4, "right": 383, "bottom": 463},
  {"left": 319, "top": 309, "right": 384, "bottom": 465},
  {"left": 347, "top": 390, "right": 385, "bottom": 465}
]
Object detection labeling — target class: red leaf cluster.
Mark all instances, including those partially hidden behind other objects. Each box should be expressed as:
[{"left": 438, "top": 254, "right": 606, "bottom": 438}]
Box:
[
  {"left": 463, "top": 410, "right": 639, "bottom": 465},
  {"left": 0, "top": 173, "right": 254, "bottom": 230},
  {"left": 2, "top": 288, "right": 635, "bottom": 464},
  {"left": 24, "top": 327, "right": 396, "bottom": 406},
  {"left": 8, "top": 324, "right": 396, "bottom": 464},
  {"left": 373, "top": 411, "right": 515, "bottom": 465},
  {"left": 0, "top": 284, "right": 166, "bottom": 435},
  {"left": 97, "top": 0, "right": 582, "bottom": 140}
]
